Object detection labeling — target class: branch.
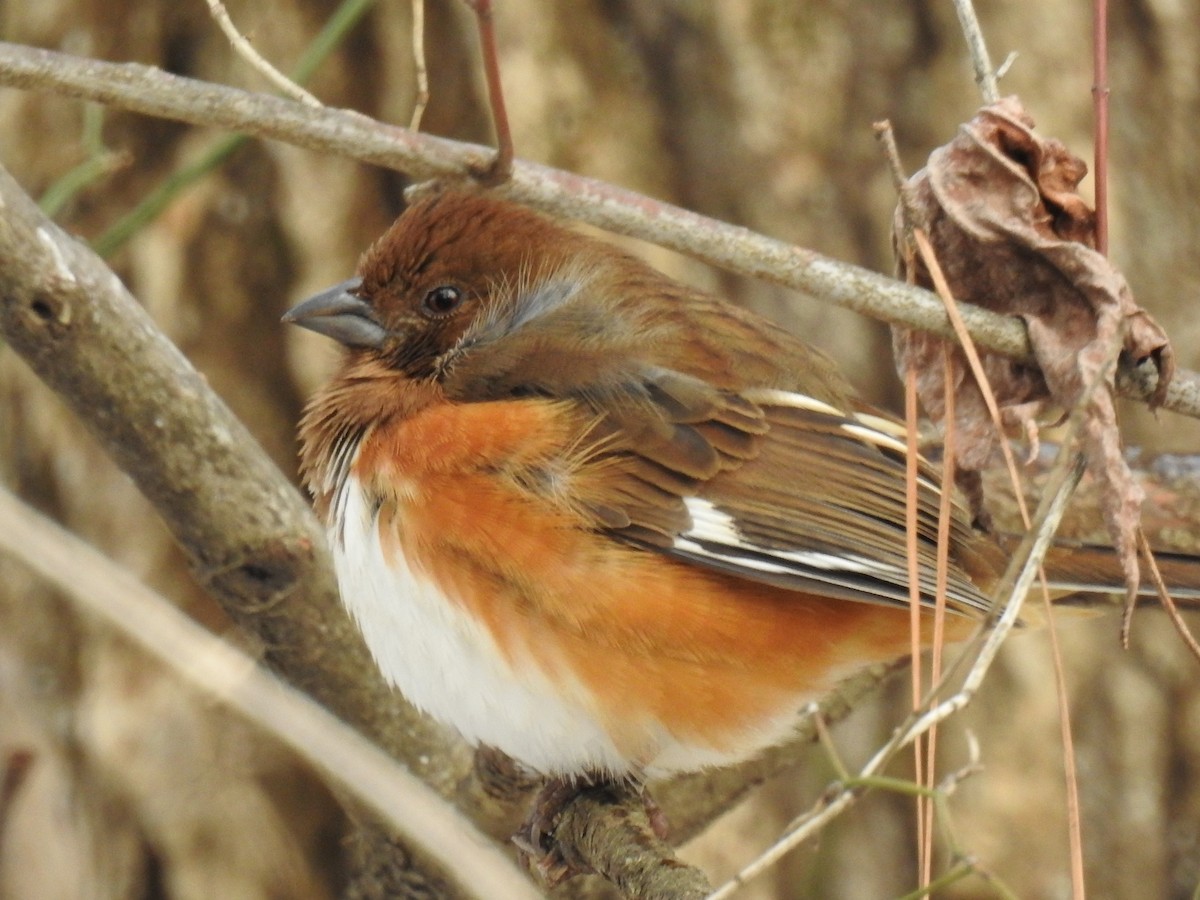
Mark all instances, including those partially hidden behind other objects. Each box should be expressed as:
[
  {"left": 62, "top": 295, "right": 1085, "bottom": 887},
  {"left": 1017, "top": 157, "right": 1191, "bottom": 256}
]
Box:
[
  {"left": 951, "top": 0, "right": 1000, "bottom": 102},
  {"left": 0, "top": 486, "right": 536, "bottom": 900},
  {"left": 204, "top": 0, "right": 321, "bottom": 106},
  {"left": 3, "top": 43, "right": 1197, "bottom": 421}
]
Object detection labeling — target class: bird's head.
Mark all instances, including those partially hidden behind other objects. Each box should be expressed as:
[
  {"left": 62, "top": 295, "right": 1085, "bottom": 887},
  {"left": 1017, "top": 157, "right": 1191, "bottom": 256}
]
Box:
[{"left": 283, "top": 190, "right": 581, "bottom": 379}]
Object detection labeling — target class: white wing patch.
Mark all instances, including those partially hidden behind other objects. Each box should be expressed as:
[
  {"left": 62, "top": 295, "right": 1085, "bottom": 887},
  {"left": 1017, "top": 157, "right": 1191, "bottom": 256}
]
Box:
[
  {"left": 679, "top": 498, "right": 895, "bottom": 577},
  {"left": 742, "top": 387, "right": 844, "bottom": 415},
  {"left": 839, "top": 422, "right": 908, "bottom": 455}
]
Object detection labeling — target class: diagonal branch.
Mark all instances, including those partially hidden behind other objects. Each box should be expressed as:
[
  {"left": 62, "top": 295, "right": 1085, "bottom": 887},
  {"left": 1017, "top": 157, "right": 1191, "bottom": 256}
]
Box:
[
  {"left": 0, "top": 485, "right": 536, "bottom": 900},
  {"left": 0, "top": 159, "right": 477, "bottom": 894},
  {"left": 1, "top": 42, "right": 1196, "bottom": 420}
]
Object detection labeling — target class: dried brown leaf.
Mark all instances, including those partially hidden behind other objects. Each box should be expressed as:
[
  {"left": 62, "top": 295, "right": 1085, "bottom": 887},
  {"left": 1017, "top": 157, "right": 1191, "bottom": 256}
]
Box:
[{"left": 894, "top": 96, "right": 1175, "bottom": 598}]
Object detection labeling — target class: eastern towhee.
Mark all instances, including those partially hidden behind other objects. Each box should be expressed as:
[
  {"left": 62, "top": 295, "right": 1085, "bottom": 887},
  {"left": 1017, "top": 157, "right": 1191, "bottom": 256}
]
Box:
[{"left": 284, "top": 189, "right": 1199, "bottom": 867}]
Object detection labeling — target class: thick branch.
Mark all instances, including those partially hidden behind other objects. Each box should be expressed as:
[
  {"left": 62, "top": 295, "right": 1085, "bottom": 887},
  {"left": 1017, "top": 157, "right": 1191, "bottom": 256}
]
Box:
[
  {"left": 1, "top": 43, "right": 1191, "bottom": 419},
  {"left": 0, "top": 161, "right": 477, "bottom": 892},
  {"left": 0, "top": 486, "right": 536, "bottom": 900}
]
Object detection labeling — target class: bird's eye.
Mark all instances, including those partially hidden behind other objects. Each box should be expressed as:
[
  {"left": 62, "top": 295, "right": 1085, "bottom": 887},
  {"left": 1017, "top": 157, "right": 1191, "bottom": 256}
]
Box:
[{"left": 421, "top": 285, "right": 464, "bottom": 317}]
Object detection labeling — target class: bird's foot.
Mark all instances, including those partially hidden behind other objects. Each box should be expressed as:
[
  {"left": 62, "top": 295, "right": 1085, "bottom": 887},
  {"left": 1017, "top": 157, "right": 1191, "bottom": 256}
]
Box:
[{"left": 512, "top": 776, "right": 669, "bottom": 887}]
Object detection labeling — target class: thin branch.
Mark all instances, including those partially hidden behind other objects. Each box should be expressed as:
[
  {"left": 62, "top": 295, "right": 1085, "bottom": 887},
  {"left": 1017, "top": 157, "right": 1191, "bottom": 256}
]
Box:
[
  {"left": 204, "top": 0, "right": 321, "bottom": 106},
  {"left": 409, "top": 0, "right": 429, "bottom": 130},
  {"left": 708, "top": 419, "right": 1091, "bottom": 900},
  {"left": 951, "top": 0, "right": 1000, "bottom": 102},
  {"left": 1093, "top": 0, "right": 1110, "bottom": 255},
  {"left": 461, "top": 0, "right": 513, "bottom": 184},
  {"left": 2, "top": 45, "right": 1198, "bottom": 422},
  {"left": 0, "top": 486, "right": 538, "bottom": 900}
]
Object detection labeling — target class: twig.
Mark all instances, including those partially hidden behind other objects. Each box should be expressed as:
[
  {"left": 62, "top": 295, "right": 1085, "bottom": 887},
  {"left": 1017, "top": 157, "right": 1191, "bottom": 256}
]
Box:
[
  {"left": 38, "top": 104, "right": 128, "bottom": 216},
  {"left": 707, "top": 439, "right": 1087, "bottom": 900},
  {"left": 1093, "top": 0, "right": 1110, "bottom": 256},
  {"left": 0, "top": 486, "right": 538, "bottom": 900},
  {"left": 894, "top": 860, "right": 977, "bottom": 900},
  {"left": 994, "top": 51, "right": 1018, "bottom": 80},
  {"left": 950, "top": 0, "right": 1000, "bottom": 102},
  {"left": 1138, "top": 529, "right": 1200, "bottom": 663},
  {"left": 204, "top": 0, "right": 321, "bottom": 106},
  {"left": 409, "top": 0, "right": 429, "bottom": 130},
  {"left": 461, "top": 0, "right": 514, "bottom": 184},
  {"left": 935, "top": 731, "right": 983, "bottom": 796}
]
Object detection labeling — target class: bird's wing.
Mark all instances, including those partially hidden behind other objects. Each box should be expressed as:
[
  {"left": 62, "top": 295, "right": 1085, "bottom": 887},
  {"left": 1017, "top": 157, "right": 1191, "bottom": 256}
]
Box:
[
  {"left": 431, "top": 268, "right": 991, "bottom": 616},
  {"left": 442, "top": 355, "right": 993, "bottom": 616},
  {"left": 561, "top": 373, "right": 994, "bottom": 617}
]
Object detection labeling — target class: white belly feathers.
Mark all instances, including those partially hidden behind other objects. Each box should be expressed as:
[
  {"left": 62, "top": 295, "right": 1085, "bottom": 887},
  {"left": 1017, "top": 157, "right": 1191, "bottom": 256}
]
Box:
[{"left": 330, "top": 472, "right": 634, "bottom": 776}]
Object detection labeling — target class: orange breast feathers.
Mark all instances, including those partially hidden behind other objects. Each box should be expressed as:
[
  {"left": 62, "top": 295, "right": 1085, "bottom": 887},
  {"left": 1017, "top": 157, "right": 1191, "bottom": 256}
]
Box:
[{"left": 346, "top": 395, "right": 959, "bottom": 774}]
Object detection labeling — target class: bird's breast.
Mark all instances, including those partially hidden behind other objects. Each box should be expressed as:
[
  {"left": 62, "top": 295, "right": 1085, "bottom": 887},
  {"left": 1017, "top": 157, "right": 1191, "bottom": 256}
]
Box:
[
  {"left": 329, "top": 468, "right": 637, "bottom": 776},
  {"left": 319, "top": 400, "right": 931, "bottom": 780}
]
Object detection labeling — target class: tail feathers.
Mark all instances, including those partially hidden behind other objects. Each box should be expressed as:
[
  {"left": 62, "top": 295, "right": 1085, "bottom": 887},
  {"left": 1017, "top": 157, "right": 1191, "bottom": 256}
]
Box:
[{"left": 998, "top": 535, "right": 1200, "bottom": 604}]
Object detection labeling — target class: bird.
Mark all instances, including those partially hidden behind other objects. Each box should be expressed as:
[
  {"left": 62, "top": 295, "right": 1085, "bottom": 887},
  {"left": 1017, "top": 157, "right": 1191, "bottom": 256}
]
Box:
[{"left": 284, "top": 188, "right": 1199, "bottom": 872}]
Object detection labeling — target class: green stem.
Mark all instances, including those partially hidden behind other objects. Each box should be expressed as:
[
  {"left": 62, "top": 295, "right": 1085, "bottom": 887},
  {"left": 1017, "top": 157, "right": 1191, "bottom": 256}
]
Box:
[
  {"left": 94, "top": 0, "right": 377, "bottom": 257},
  {"left": 893, "top": 861, "right": 975, "bottom": 900},
  {"left": 39, "top": 104, "right": 117, "bottom": 217},
  {"left": 40, "top": 153, "right": 117, "bottom": 218},
  {"left": 844, "top": 775, "right": 943, "bottom": 799},
  {"left": 93, "top": 134, "right": 245, "bottom": 258}
]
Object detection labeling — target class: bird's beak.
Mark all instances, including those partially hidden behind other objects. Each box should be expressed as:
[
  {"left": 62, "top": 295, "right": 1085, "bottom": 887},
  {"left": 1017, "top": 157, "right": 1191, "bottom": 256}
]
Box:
[{"left": 282, "top": 278, "right": 388, "bottom": 349}]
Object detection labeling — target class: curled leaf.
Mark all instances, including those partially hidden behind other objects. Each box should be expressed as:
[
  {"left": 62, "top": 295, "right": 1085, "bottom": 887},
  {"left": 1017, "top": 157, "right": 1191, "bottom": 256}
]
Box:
[{"left": 893, "top": 96, "right": 1174, "bottom": 597}]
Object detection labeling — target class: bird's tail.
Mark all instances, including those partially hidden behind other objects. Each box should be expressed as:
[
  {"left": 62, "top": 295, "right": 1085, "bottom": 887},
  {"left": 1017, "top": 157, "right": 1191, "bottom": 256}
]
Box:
[{"left": 997, "top": 535, "right": 1200, "bottom": 611}]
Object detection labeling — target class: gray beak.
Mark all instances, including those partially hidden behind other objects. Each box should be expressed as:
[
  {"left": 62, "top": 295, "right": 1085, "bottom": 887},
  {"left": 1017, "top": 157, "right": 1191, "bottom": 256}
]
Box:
[{"left": 282, "top": 278, "right": 387, "bottom": 349}]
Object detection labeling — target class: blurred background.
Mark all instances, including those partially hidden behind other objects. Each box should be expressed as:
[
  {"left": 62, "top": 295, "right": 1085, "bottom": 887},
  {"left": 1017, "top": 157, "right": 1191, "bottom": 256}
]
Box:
[{"left": 2, "top": 1, "right": 1200, "bottom": 897}]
